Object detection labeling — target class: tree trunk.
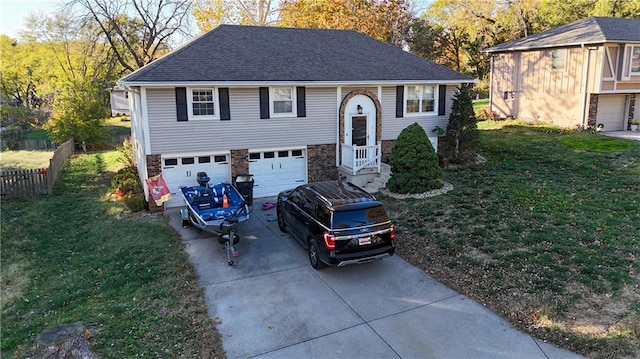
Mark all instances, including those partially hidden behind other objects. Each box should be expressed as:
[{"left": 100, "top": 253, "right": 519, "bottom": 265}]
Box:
[{"left": 35, "top": 322, "right": 97, "bottom": 359}]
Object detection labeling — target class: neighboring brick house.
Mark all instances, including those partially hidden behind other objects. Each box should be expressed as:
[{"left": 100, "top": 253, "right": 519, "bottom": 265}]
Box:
[
  {"left": 485, "top": 17, "right": 640, "bottom": 131},
  {"left": 118, "top": 25, "right": 473, "bottom": 211}
]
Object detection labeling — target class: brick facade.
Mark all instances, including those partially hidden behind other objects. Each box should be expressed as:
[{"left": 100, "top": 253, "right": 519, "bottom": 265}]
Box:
[
  {"left": 381, "top": 139, "right": 396, "bottom": 163},
  {"left": 146, "top": 154, "right": 162, "bottom": 213},
  {"left": 231, "top": 149, "right": 249, "bottom": 180},
  {"left": 588, "top": 94, "right": 599, "bottom": 127},
  {"left": 307, "top": 144, "right": 338, "bottom": 182},
  {"left": 628, "top": 94, "right": 636, "bottom": 130},
  {"left": 338, "top": 89, "right": 382, "bottom": 152}
]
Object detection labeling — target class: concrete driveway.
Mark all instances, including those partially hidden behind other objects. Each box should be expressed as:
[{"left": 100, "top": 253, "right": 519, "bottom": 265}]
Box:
[
  {"left": 167, "top": 198, "right": 583, "bottom": 359},
  {"left": 601, "top": 130, "right": 640, "bottom": 141}
]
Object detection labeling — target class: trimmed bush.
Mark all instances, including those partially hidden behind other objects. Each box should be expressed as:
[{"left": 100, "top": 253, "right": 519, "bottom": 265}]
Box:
[
  {"left": 387, "top": 122, "right": 443, "bottom": 193},
  {"left": 443, "top": 83, "right": 479, "bottom": 163}
]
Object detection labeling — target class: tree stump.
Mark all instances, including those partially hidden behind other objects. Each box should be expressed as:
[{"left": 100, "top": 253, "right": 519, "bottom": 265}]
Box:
[{"left": 35, "top": 322, "right": 97, "bottom": 359}]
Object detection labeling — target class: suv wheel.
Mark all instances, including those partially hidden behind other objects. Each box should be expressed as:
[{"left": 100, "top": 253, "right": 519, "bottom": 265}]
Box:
[
  {"left": 277, "top": 208, "right": 287, "bottom": 232},
  {"left": 308, "top": 239, "right": 327, "bottom": 270}
]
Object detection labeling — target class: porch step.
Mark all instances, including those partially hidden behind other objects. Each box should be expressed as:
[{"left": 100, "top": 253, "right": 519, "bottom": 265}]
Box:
[{"left": 360, "top": 163, "right": 392, "bottom": 194}]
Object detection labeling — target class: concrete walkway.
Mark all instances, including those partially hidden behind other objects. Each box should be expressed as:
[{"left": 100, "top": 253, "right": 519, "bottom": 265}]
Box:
[{"left": 167, "top": 199, "right": 584, "bottom": 359}]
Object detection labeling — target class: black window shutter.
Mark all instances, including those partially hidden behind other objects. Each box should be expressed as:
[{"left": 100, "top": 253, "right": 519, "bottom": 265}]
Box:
[
  {"left": 296, "top": 87, "right": 306, "bottom": 118},
  {"left": 175, "top": 87, "right": 188, "bottom": 122},
  {"left": 396, "top": 86, "right": 404, "bottom": 118},
  {"left": 219, "top": 88, "right": 230, "bottom": 121},
  {"left": 259, "top": 87, "right": 269, "bottom": 119},
  {"left": 438, "top": 85, "right": 446, "bottom": 116}
]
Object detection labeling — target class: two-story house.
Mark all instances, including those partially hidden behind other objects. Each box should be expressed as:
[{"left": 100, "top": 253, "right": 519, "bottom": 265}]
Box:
[
  {"left": 485, "top": 17, "right": 640, "bottom": 131},
  {"left": 118, "top": 25, "right": 473, "bottom": 210}
]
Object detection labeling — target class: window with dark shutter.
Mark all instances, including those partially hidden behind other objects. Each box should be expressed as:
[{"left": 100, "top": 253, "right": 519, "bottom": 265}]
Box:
[
  {"left": 396, "top": 86, "right": 404, "bottom": 118},
  {"left": 176, "top": 87, "right": 188, "bottom": 121},
  {"left": 259, "top": 87, "right": 269, "bottom": 119},
  {"left": 438, "top": 85, "right": 446, "bottom": 116},
  {"left": 296, "top": 87, "right": 306, "bottom": 117},
  {"left": 219, "top": 88, "right": 230, "bottom": 120}
]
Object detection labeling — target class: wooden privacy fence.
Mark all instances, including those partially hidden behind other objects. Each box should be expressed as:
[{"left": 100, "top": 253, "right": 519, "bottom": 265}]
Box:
[
  {"left": 1, "top": 139, "right": 75, "bottom": 198},
  {"left": 1, "top": 134, "right": 128, "bottom": 151}
]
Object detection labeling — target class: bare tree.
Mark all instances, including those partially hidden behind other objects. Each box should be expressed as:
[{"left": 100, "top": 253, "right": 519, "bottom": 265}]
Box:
[
  {"left": 193, "top": 0, "right": 279, "bottom": 32},
  {"left": 66, "top": 0, "right": 194, "bottom": 72}
]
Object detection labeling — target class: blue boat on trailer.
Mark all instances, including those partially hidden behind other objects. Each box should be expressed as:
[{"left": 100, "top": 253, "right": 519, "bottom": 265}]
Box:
[{"left": 180, "top": 172, "right": 250, "bottom": 265}]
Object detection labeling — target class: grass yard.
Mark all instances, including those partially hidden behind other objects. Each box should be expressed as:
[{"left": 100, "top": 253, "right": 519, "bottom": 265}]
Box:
[
  {"left": 382, "top": 124, "right": 640, "bottom": 359},
  {"left": 0, "top": 150, "right": 54, "bottom": 170},
  {"left": 1, "top": 150, "right": 224, "bottom": 358},
  {"left": 105, "top": 116, "right": 132, "bottom": 136},
  {"left": 472, "top": 98, "right": 490, "bottom": 114},
  {"left": 25, "top": 116, "right": 131, "bottom": 141}
]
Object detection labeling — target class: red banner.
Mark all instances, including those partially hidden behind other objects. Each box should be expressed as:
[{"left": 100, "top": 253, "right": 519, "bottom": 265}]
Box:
[{"left": 146, "top": 174, "right": 172, "bottom": 206}]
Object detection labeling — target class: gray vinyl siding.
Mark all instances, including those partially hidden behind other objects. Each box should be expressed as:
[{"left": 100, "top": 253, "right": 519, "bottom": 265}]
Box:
[
  {"left": 380, "top": 85, "right": 455, "bottom": 140},
  {"left": 146, "top": 87, "right": 336, "bottom": 154}
]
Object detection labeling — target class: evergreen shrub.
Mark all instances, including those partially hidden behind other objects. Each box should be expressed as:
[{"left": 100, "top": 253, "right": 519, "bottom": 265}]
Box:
[{"left": 387, "top": 122, "right": 443, "bottom": 194}]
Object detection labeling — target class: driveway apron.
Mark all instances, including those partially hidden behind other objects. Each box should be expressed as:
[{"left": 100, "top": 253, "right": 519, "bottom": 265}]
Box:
[{"left": 166, "top": 198, "right": 583, "bottom": 359}]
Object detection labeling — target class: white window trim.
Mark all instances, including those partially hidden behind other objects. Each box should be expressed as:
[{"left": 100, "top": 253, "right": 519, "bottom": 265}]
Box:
[
  {"left": 629, "top": 45, "right": 640, "bottom": 76},
  {"left": 404, "top": 85, "right": 438, "bottom": 116},
  {"left": 187, "top": 87, "right": 220, "bottom": 121},
  {"left": 269, "top": 86, "right": 297, "bottom": 118}
]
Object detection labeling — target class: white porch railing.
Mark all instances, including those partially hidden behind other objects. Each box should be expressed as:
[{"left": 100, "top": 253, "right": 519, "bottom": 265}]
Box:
[{"left": 341, "top": 141, "right": 381, "bottom": 175}]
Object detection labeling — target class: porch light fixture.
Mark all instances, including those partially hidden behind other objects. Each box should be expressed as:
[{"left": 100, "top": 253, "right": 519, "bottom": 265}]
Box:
[{"left": 357, "top": 105, "right": 363, "bottom": 114}]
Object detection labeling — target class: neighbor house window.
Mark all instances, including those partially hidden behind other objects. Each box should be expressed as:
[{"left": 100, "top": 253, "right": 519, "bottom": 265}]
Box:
[
  {"left": 270, "top": 87, "right": 295, "bottom": 116},
  {"left": 188, "top": 88, "right": 217, "bottom": 119},
  {"left": 551, "top": 49, "right": 567, "bottom": 70},
  {"left": 631, "top": 46, "right": 640, "bottom": 74},
  {"left": 405, "top": 85, "right": 436, "bottom": 114}
]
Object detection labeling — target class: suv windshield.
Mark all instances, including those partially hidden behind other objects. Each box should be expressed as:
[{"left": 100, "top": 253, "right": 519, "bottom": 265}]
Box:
[{"left": 332, "top": 205, "right": 389, "bottom": 229}]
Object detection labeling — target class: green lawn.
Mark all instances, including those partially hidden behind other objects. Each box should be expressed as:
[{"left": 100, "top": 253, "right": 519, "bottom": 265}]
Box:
[
  {"left": 1, "top": 150, "right": 223, "bottom": 358},
  {"left": 0, "top": 150, "right": 53, "bottom": 170},
  {"left": 473, "top": 98, "right": 490, "bottom": 114},
  {"left": 24, "top": 116, "right": 131, "bottom": 141},
  {"left": 383, "top": 124, "right": 640, "bottom": 359}
]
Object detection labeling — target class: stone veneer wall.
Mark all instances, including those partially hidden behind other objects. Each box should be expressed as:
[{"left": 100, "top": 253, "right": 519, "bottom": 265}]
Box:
[
  {"left": 381, "top": 140, "right": 396, "bottom": 163},
  {"left": 588, "top": 94, "right": 599, "bottom": 127},
  {"left": 338, "top": 89, "right": 383, "bottom": 151},
  {"left": 231, "top": 149, "right": 249, "bottom": 180},
  {"left": 146, "top": 154, "right": 162, "bottom": 213},
  {"left": 627, "top": 94, "right": 636, "bottom": 130},
  {"left": 307, "top": 144, "right": 338, "bottom": 182}
]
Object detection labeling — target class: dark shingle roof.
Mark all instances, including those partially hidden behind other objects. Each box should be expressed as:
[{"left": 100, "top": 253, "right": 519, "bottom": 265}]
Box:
[
  {"left": 486, "top": 17, "right": 640, "bottom": 53},
  {"left": 120, "top": 25, "right": 472, "bottom": 84}
]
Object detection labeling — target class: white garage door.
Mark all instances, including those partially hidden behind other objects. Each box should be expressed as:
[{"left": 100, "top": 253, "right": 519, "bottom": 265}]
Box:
[
  {"left": 162, "top": 154, "right": 231, "bottom": 208},
  {"left": 249, "top": 148, "right": 307, "bottom": 198},
  {"left": 597, "top": 95, "right": 626, "bottom": 131}
]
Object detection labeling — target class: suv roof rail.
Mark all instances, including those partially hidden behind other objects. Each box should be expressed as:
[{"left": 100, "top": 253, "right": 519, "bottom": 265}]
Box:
[{"left": 306, "top": 180, "right": 377, "bottom": 207}]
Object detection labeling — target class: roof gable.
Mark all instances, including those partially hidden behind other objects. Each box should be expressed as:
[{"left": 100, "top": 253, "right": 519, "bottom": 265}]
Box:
[
  {"left": 120, "top": 25, "right": 472, "bottom": 84},
  {"left": 486, "top": 17, "right": 640, "bottom": 53}
]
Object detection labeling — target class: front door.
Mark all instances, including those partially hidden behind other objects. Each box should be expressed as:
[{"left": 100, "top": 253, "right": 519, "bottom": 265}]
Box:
[
  {"left": 351, "top": 115, "right": 368, "bottom": 146},
  {"left": 345, "top": 95, "right": 376, "bottom": 148}
]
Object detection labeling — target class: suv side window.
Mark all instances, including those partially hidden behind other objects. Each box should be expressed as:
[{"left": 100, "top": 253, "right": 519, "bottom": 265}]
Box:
[
  {"left": 299, "top": 191, "right": 316, "bottom": 216},
  {"left": 316, "top": 205, "right": 331, "bottom": 228},
  {"left": 289, "top": 189, "right": 302, "bottom": 205}
]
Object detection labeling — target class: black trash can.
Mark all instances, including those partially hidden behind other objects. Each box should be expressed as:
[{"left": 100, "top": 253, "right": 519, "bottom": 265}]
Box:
[{"left": 234, "top": 174, "right": 254, "bottom": 206}]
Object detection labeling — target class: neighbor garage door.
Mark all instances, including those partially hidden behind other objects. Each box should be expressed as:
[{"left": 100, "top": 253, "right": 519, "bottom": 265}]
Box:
[
  {"left": 597, "top": 95, "right": 626, "bottom": 131},
  {"left": 249, "top": 148, "right": 306, "bottom": 198},
  {"left": 162, "top": 154, "right": 231, "bottom": 208}
]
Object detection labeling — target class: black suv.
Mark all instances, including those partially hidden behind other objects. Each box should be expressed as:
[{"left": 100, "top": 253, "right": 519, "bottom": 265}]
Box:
[{"left": 276, "top": 180, "right": 395, "bottom": 269}]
